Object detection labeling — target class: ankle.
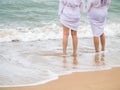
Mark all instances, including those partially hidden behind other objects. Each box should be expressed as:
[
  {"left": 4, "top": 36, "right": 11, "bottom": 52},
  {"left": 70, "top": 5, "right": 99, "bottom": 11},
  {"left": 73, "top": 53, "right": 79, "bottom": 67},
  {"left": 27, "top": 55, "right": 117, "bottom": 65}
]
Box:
[
  {"left": 95, "top": 50, "right": 99, "bottom": 53},
  {"left": 101, "top": 49, "right": 105, "bottom": 51},
  {"left": 63, "top": 52, "right": 67, "bottom": 55}
]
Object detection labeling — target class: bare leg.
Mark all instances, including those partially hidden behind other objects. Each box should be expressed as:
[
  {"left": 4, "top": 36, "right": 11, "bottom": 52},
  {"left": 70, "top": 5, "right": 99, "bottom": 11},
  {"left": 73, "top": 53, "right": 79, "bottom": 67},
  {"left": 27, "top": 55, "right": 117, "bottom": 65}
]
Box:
[
  {"left": 71, "top": 30, "right": 78, "bottom": 56},
  {"left": 100, "top": 33, "right": 105, "bottom": 51},
  {"left": 93, "top": 37, "right": 99, "bottom": 52},
  {"left": 94, "top": 53, "right": 99, "bottom": 65},
  {"left": 62, "top": 25, "right": 69, "bottom": 55}
]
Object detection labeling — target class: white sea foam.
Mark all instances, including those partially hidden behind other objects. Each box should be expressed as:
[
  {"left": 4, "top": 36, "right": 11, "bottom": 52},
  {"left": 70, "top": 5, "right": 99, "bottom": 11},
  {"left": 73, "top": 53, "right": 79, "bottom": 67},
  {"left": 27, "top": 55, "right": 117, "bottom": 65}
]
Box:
[
  {"left": 0, "top": 22, "right": 120, "bottom": 42},
  {"left": 0, "top": 37, "right": 120, "bottom": 87}
]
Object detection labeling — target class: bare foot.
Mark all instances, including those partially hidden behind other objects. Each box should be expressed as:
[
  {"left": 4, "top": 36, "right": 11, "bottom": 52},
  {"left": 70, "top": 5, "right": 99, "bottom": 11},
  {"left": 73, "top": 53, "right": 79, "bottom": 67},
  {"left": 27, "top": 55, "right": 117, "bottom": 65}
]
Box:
[{"left": 61, "top": 53, "right": 70, "bottom": 57}]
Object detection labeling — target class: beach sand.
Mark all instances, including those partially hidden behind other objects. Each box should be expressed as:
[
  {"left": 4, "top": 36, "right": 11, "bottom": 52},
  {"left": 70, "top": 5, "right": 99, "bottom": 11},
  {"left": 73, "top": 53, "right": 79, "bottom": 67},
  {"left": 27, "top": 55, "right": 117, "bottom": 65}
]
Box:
[{"left": 0, "top": 67, "right": 120, "bottom": 90}]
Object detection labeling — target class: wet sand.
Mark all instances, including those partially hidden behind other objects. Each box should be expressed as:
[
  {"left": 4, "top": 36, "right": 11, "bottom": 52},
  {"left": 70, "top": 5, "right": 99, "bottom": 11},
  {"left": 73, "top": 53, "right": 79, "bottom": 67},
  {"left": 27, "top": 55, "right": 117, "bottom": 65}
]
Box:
[{"left": 1, "top": 67, "right": 120, "bottom": 90}]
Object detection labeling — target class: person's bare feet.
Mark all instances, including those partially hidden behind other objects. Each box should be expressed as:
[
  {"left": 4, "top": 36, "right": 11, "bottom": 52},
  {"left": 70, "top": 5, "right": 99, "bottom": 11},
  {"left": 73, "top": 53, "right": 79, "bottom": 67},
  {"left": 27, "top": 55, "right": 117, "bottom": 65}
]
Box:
[{"left": 61, "top": 53, "right": 70, "bottom": 57}]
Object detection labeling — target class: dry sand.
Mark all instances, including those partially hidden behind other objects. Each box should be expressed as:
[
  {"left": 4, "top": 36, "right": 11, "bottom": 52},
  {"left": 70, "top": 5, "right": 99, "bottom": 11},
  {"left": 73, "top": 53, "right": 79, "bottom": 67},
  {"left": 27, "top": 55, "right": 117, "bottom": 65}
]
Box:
[{"left": 0, "top": 67, "right": 120, "bottom": 90}]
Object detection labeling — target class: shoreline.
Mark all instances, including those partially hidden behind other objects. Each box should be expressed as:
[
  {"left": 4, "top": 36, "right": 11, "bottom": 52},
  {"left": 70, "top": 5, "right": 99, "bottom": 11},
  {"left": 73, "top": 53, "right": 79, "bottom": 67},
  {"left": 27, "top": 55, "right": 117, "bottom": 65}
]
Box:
[
  {"left": 1, "top": 67, "right": 120, "bottom": 90},
  {"left": 0, "top": 37, "right": 120, "bottom": 90}
]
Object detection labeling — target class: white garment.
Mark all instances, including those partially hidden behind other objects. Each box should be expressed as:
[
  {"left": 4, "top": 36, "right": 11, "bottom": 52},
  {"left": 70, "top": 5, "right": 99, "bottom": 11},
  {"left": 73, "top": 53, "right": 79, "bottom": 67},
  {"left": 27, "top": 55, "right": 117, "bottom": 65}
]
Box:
[
  {"left": 87, "top": 0, "right": 111, "bottom": 37},
  {"left": 58, "top": 0, "right": 85, "bottom": 31}
]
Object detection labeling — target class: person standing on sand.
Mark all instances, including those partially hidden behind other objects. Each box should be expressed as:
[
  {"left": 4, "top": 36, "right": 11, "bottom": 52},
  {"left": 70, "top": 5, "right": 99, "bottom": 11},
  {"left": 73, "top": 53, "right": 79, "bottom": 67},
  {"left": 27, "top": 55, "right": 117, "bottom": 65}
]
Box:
[
  {"left": 58, "top": 0, "right": 85, "bottom": 56},
  {"left": 87, "top": 0, "right": 111, "bottom": 52}
]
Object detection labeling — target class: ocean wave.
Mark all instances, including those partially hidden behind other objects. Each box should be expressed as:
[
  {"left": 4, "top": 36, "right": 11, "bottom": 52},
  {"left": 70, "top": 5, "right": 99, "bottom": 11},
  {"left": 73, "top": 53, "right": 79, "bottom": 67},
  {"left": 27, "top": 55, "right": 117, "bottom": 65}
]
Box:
[{"left": 0, "top": 22, "right": 120, "bottom": 42}]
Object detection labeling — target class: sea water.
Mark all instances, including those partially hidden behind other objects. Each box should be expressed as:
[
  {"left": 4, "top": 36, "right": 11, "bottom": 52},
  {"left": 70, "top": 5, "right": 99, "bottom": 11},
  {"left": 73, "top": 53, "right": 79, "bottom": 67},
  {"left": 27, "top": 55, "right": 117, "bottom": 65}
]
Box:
[
  {"left": 0, "top": 0, "right": 120, "bottom": 42},
  {"left": 0, "top": 0, "right": 120, "bottom": 87}
]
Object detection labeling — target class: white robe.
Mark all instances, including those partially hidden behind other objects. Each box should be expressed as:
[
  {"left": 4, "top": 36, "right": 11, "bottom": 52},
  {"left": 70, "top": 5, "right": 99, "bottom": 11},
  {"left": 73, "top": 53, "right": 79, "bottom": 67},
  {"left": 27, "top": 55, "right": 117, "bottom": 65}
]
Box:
[
  {"left": 87, "top": 0, "right": 110, "bottom": 37},
  {"left": 58, "top": 0, "right": 85, "bottom": 31}
]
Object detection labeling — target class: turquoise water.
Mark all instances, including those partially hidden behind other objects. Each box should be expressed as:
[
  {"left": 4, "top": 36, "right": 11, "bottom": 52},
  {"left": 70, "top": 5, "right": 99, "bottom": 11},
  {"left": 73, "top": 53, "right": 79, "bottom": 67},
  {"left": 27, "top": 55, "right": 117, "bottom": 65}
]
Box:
[
  {"left": 0, "top": 0, "right": 58, "bottom": 28},
  {"left": 108, "top": 0, "right": 120, "bottom": 21},
  {"left": 0, "top": 0, "right": 119, "bottom": 28}
]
